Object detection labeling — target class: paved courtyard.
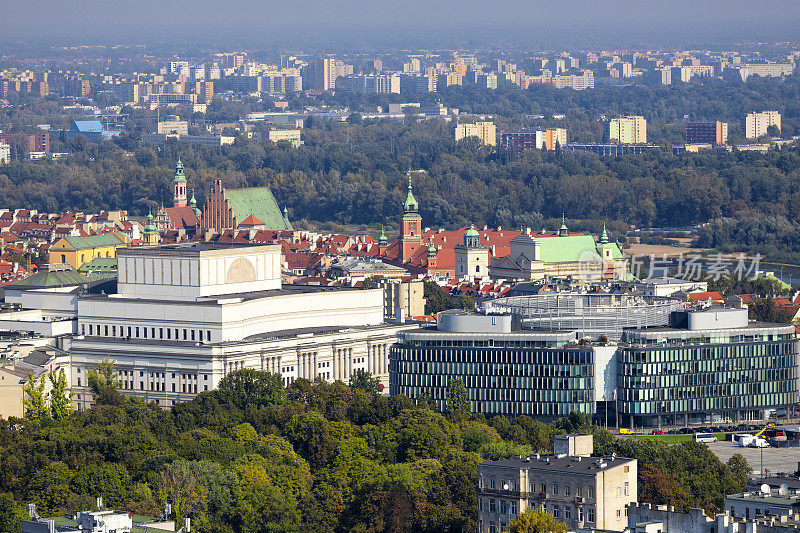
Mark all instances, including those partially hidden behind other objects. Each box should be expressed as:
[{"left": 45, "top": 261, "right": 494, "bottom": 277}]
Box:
[{"left": 708, "top": 439, "right": 800, "bottom": 476}]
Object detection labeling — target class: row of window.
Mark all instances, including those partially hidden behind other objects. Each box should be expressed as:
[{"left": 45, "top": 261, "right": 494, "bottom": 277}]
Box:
[
  {"left": 621, "top": 379, "right": 796, "bottom": 402},
  {"left": 622, "top": 392, "right": 796, "bottom": 415},
  {"left": 83, "top": 323, "right": 213, "bottom": 343},
  {"left": 394, "top": 345, "right": 592, "bottom": 365},
  {"left": 620, "top": 368, "right": 796, "bottom": 390},
  {"left": 620, "top": 340, "right": 796, "bottom": 364}
]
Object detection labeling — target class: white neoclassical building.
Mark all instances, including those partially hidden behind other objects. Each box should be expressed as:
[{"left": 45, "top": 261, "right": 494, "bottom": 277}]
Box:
[{"left": 68, "top": 243, "right": 414, "bottom": 408}]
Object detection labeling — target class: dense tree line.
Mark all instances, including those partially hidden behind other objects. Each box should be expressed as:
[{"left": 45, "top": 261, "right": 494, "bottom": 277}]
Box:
[{"left": 0, "top": 368, "right": 750, "bottom": 532}]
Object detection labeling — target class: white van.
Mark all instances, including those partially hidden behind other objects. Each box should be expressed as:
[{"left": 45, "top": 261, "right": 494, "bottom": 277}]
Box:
[{"left": 694, "top": 433, "right": 717, "bottom": 443}]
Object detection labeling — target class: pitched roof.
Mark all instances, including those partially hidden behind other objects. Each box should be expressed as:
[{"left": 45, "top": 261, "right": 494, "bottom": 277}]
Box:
[
  {"left": 58, "top": 233, "right": 127, "bottom": 250},
  {"left": 687, "top": 291, "right": 724, "bottom": 302},
  {"left": 77, "top": 257, "right": 118, "bottom": 273},
  {"left": 164, "top": 206, "right": 200, "bottom": 229},
  {"left": 71, "top": 120, "right": 104, "bottom": 132},
  {"left": 225, "top": 186, "right": 292, "bottom": 231},
  {"left": 239, "top": 214, "right": 264, "bottom": 226},
  {"left": 538, "top": 235, "right": 601, "bottom": 263},
  {"left": 7, "top": 265, "right": 101, "bottom": 289}
]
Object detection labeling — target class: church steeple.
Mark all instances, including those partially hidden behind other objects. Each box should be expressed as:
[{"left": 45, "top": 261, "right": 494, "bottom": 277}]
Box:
[
  {"left": 189, "top": 190, "right": 202, "bottom": 220},
  {"left": 600, "top": 223, "right": 609, "bottom": 244},
  {"left": 379, "top": 225, "right": 388, "bottom": 247},
  {"left": 173, "top": 159, "right": 187, "bottom": 208},
  {"left": 403, "top": 173, "right": 418, "bottom": 214},
  {"left": 558, "top": 213, "right": 569, "bottom": 237}
]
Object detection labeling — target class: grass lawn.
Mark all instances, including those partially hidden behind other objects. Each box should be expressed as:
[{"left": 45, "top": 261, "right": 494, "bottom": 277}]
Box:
[{"left": 628, "top": 433, "right": 728, "bottom": 443}]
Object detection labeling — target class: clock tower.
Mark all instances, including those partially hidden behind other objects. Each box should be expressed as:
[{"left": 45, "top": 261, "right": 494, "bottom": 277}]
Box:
[{"left": 401, "top": 172, "right": 422, "bottom": 263}]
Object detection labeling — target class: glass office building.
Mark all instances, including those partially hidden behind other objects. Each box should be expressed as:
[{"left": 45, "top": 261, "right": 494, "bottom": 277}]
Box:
[
  {"left": 617, "top": 310, "right": 799, "bottom": 427},
  {"left": 389, "top": 311, "right": 595, "bottom": 418}
]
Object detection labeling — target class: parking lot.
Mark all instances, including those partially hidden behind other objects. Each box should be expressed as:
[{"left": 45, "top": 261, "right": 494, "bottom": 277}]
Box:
[{"left": 708, "top": 439, "right": 800, "bottom": 476}]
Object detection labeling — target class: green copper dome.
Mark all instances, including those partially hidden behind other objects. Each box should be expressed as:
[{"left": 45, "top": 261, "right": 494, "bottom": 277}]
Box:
[
  {"left": 173, "top": 159, "right": 186, "bottom": 182},
  {"left": 427, "top": 241, "right": 437, "bottom": 257},
  {"left": 143, "top": 211, "right": 157, "bottom": 235},
  {"left": 189, "top": 191, "right": 202, "bottom": 218},
  {"left": 379, "top": 226, "right": 388, "bottom": 246},
  {"left": 464, "top": 226, "right": 479, "bottom": 238},
  {"left": 558, "top": 214, "right": 569, "bottom": 237}
]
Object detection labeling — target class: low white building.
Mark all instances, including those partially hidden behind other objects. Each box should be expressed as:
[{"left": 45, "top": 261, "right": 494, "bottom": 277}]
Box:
[{"left": 69, "top": 243, "right": 414, "bottom": 408}]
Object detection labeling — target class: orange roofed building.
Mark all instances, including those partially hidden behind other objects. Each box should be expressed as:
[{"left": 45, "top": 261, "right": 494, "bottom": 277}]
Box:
[{"left": 380, "top": 173, "right": 628, "bottom": 282}]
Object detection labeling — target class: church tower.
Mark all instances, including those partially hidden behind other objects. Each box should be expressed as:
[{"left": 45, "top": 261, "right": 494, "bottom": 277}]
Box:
[
  {"left": 173, "top": 159, "right": 187, "bottom": 208},
  {"left": 401, "top": 172, "right": 422, "bottom": 263},
  {"left": 143, "top": 211, "right": 160, "bottom": 245}
]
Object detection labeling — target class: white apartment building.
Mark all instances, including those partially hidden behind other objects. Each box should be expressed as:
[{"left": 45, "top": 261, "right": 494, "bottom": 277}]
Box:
[
  {"left": 746, "top": 111, "right": 781, "bottom": 139},
  {"left": 68, "top": 243, "right": 414, "bottom": 409},
  {"left": 609, "top": 116, "right": 647, "bottom": 144},
  {"left": 0, "top": 143, "right": 10, "bottom": 164}
]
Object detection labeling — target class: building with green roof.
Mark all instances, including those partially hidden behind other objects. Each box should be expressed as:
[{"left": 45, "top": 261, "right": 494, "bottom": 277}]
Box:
[
  {"left": 47, "top": 232, "right": 129, "bottom": 270},
  {"left": 489, "top": 222, "right": 627, "bottom": 282},
  {"left": 204, "top": 178, "right": 292, "bottom": 231}
]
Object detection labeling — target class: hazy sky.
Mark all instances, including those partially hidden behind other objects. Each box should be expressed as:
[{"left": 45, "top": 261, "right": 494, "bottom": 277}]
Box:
[{"left": 2, "top": 0, "right": 800, "bottom": 48}]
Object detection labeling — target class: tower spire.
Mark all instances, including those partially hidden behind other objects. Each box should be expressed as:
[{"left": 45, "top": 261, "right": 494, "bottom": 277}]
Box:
[
  {"left": 600, "top": 223, "right": 609, "bottom": 244},
  {"left": 173, "top": 158, "right": 187, "bottom": 208}
]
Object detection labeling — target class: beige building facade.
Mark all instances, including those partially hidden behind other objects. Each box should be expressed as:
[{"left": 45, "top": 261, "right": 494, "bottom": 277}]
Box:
[
  {"left": 609, "top": 116, "right": 647, "bottom": 144},
  {"left": 455, "top": 121, "right": 497, "bottom": 146},
  {"left": 478, "top": 435, "right": 637, "bottom": 533}
]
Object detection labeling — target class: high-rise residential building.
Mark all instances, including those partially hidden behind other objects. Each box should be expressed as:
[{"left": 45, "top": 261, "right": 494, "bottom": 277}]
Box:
[
  {"left": 302, "top": 57, "right": 351, "bottom": 91},
  {"left": 475, "top": 73, "right": 498, "bottom": 89},
  {"left": 400, "top": 74, "right": 436, "bottom": 94},
  {"left": 455, "top": 121, "right": 497, "bottom": 146},
  {"left": 686, "top": 121, "right": 728, "bottom": 145},
  {"left": 0, "top": 143, "right": 10, "bottom": 164},
  {"left": 745, "top": 111, "right": 781, "bottom": 138},
  {"left": 436, "top": 72, "right": 463, "bottom": 88},
  {"left": 0, "top": 131, "right": 49, "bottom": 154},
  {"left": 337, "top": 74, "right": 400, "bottom": 94},
  {"left": 609, "top": 116, "right": 647, "bottom": 144}
]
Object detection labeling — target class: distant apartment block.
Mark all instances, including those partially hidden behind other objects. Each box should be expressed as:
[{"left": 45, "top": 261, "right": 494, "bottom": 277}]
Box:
[
  {"left": 455, "top": 122, "right": 496, "bottom": 146},
  {"left": 337, "top": 74, "right": 400, "bottom": 94},
  {"left": 303, "top": 57, "right": 352, "bottom": 91},
  {"left": 609, "top": 116, "right": 647, "bottom": 144},
  {"left": 501, "top": 129, "right": 567, "bottom": 155},
  {"left": 553, "top": 71, "right": 594, "bottom": 90},
  {"left": 400, "top": 74, "right": 437, "bottom": 94},
  {"left": 156, "top": 116, "right": 189, "bottom": 136},
  {"left": 745, "top": 111, "right": 781, "bottom": 138},
  {"left": 686, "top": 121, "right": 728, "bottom": 145},
  {"left": 728, "top": 63, "right": 794, "bottom": 81},
  {"left": 652, "top": 67, "right": 672, "bottom": 85},
  {"left": 674, "top": 65, "right": 714, "bottom": 82},
  {"left": 267, "top": 129, "right": 302, "bottom": 143},
  {"left": 436, "top": 72, "right": 463, "bottom": 88},
  {"left": 0, "top": 131, "right": 49, "bottom": 154},
  {"left": 0, "top": 143, "right": 9, "bottom": 164}
]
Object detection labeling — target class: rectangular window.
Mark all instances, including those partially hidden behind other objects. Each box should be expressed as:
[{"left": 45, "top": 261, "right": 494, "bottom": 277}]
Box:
[
  {"left": 588, "top": 508, "right": 595, "bottom": 523},
  {"left": 489, "top": 499, "right": 496, "bottom": 513},
  {"left": 191, "top": 330, "right": 195, "bottom": 341},
  {"left": 616, "top": 509, "right": 622, "bottom": 519},
  {"left": 500, "top": 501, "right": 507, "bottom": 514},
  {"left": 588, "top": 487, "right": 594, "bottom": 499},
  {"left": 576, "top": 486, "right": 582, "bottom": 497},
  {"left": 552, "top": 484, "right": 558, "bottom": 496},
  {"left": 564, "top": 485, "right": 570, "bottom": 497},
  {"left": 104, "top": 325, "right": 108, "bottom": 336},
  {"left": 88, "top": 324, "right": 93, "bottom": 335},
  {"left": 510, "top": 501, "right": 517, "bottom": 515},
  {"left": 553, "top": 505, "right": 560, "bottom": 519},
  {"left": 564, "top": 507, "right": 571, "bottom": 520},
  {"left": 77, "top": 378, "right": 81, "bottom": 387}
]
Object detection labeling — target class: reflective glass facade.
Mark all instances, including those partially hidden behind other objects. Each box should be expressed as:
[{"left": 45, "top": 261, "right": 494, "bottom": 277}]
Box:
[
  {"left": 618, "top": 328, "right": 799, "bottom": 426},
  {"left": 390, "top": 333, "right": 594, "bottom": 418}
]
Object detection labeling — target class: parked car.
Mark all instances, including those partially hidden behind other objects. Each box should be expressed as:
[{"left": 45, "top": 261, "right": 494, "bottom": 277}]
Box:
[
  {"left": 620, "top": 428, "right": 634, "bottom": 435},
  {"left": 651, "top": 429, "right": 663, "bottom": 435}
]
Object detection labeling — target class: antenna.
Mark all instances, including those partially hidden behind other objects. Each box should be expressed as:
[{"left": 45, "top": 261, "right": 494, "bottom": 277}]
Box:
[
  {"left": 760, "top": 484, "right": 771, "bottom": 495},
  {"left": 780, "top": 483, "right": 789, "bottom": 497}
]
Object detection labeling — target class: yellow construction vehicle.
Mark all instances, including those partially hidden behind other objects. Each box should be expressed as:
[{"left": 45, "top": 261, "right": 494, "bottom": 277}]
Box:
[{"left": 754, "top": 423, "right": 775, "bottom": 438}]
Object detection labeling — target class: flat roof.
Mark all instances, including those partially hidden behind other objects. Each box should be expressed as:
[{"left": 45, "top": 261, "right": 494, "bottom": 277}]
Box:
[
  {"left": 481, "top": 454, "right": 635, "bottom": 474},
  {"left": 117, "top": 242, "right": 279, "bottom": 258},
  {"left": 81, "top": 283, "right": 365, "bottom": 305}
]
